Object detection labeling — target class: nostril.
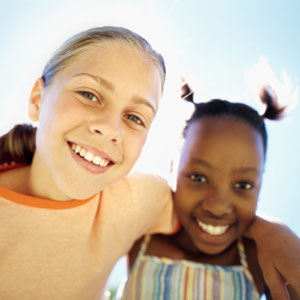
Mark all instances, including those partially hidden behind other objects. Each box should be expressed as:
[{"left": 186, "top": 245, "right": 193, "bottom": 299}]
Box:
[
  {"left": 89, "top": 122, "right": 121, "bottom": 143},
  {"left": 112, "top": 138, "right": 119, "bottom": 143},
  {"left": 94, "top": 129, "right": 102, "bottom": 135}
]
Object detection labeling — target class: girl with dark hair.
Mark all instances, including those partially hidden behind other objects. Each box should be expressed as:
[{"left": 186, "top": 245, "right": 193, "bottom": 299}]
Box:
[{"left": 122, "top": 84, "right": 299, "bottom": 300}]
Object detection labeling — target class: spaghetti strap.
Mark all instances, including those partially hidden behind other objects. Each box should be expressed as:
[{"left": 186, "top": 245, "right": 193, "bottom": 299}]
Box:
[
  {"left": 135, "top": 235, "right": 152, "bottom": 261},
  {"left": 123, "top": 238, "right": 261, "bottom": 299},
  {"left": 237, "top": 238, "right": 256, "bottom": 285}
]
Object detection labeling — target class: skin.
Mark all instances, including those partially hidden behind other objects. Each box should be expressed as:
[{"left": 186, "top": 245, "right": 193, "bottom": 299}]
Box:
[
  {"left": 1, "top": 41, "right": 162, "bottom": 200},
  {"left": 0, "top": 40, "right": 299, "bottom": 299},
  {"left": 130, "top": 116, "right": 269, "bottom": 296},
  {"left": 173, "top": 117, "right": 265, "bottom": 255},
  {"left": 132, "top": 116, "right": 300, "bottom": 299}
]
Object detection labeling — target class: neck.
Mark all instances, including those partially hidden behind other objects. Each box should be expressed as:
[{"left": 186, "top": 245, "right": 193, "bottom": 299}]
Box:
[{"left": 171, "top": 229, "right": 240, "bottom": 266}]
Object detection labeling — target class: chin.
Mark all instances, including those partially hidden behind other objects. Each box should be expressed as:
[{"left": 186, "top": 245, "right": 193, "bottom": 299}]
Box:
[{"left": 195, "top": 241, "right": 233, "bottom": 256}]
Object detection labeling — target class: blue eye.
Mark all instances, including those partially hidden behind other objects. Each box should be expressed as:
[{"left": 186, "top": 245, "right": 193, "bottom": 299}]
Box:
[
  {"left": 126, "top": 114, "right": 144, "bottom": 126},
  {"left": 78, "top": 91, "right": 98, "bottom": 102},
  {"left": 234, "top": 181, "right": 253, "bottom": 190},
  {"left": 189, "top": 174, "right": 207, "bottom": 183}
]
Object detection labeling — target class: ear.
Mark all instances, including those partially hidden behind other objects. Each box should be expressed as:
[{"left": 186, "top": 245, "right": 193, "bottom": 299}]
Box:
[{"left": 28, "top": 77, "right": 44, "bottom": 122}]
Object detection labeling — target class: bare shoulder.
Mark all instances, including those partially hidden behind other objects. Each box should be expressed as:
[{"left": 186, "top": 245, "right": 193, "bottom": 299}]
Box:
[
  {"left": 243, "top": 237, "right": 268, "bottom": 296},
  {"left": 128, "top": 236, "right": 144, "bottom": 268},
  {"left": 128, "top": 233, "right": 183, "bottom": 268}
]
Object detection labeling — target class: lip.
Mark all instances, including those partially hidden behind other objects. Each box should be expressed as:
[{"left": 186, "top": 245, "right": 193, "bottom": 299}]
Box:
[
  {"left": 192, "top": 217, "right": 236, "bottom": 246},
  {"left": 68, "top": 141, "right": 115, "bottom": 163},
  {"left": 193, "top": 213, "right": 235, "bottom": 227},
  {"left": 67, "top": 142, "right": 115, "bottom": 174}
]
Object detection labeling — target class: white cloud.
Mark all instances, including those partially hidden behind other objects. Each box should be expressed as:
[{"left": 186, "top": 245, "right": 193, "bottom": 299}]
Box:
[{"left": 244, "top": 56, "right": 299, "bottom": 114}]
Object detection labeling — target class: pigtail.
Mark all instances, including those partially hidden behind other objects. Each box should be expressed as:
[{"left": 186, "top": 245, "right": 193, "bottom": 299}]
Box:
[
  {"left": 260, "top": 86, "right": 286, "bottom": 120},
  {"left": 181, "top": 80, "right": 195, "bottom": 103},
  {"left": 0, "top": 124, "right": 36, "bottom": 165}
]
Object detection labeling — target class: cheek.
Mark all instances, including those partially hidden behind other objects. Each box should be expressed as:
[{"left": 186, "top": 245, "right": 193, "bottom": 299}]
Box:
[
  {"left": 38, "top": 96, "right": 65, "bottom": 134},
  {"left": 236, "top": 201, "right": 257, "bottom": 228},
  {"left": 173, "top": 190, "right": 193, "bottom": 221},
  {"left": 124, "top": 132, "right": 147, "bottom": 162}
]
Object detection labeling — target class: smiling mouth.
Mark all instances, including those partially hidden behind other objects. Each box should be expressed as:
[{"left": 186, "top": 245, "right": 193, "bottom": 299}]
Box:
[
  {"left": 195, "top": 219, "right": 230, "bottom": 236},
  {"left": 70, "top": 143, "right": 112, "bottom": 167}
]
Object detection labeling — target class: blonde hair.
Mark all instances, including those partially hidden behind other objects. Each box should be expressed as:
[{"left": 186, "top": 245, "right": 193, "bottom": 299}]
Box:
[
  {"left": 0, "top": 26, "right": 166, "bottom": 165},
  {"left": 42, "top": 26, "right": 166, "bottom": 88}
]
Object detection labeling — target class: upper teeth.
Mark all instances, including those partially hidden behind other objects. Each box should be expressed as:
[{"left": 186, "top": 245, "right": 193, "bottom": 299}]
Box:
[
  {"left": 196, "top": 219, "right": 229, "bottom": 236},
  {"left": 72, "top": 143, "right": 110, "bottom": 167}
]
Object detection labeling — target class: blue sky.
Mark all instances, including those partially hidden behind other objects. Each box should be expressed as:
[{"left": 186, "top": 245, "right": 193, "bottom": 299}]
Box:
[{"left": 1, "top": 0, "right": 299, "bottom": 289}]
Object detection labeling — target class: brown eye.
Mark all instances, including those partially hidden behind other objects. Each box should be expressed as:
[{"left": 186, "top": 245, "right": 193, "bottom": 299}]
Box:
[
  {"left": 189, "top": 174, "right": 207, "bottom": 183},
  {"left": 234, "top": 181, "right": 253, "bottom": 190}
]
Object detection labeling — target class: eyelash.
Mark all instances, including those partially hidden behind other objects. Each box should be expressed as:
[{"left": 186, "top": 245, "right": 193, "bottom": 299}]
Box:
[
  {"left": 188, "top": 174, "right": 254, "bottom": 192},
  {"left": 125, "top": 114, "right": 145, "bottom": 126},
  {"left": 234, "top": 181, "right": 253, "bottom": 190},
  {"left": 78, "top": 91, "right": 99, "bottom": 103},
  {"left": 78, "top": 91, "right": 145, "bottom": 127},
  {"left": 188, "top": 174, "right": 207, "bottom": 183}
]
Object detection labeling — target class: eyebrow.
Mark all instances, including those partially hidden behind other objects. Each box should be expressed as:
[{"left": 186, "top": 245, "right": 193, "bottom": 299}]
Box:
[
  {"left": 132, "top": 96, "right": 157, "bottom": 115},
  {"left": 73, "top": 73, "right": 114, "bottom": 91},
  {"left": 190, "top": 159, "right": 215, "bottom": 170},
  {"left": 231, "top": 167, "right": 260, "bottom": 175},
  {"left": 72, "top": 73, "right": 157, "bottom": 115},
  {"left": 190, "top": 158, "right": 260, "bottom": 175}
]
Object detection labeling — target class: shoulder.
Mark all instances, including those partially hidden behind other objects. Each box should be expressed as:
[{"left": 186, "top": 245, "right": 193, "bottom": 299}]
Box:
[
  {"left": 129, "top": 234, "right": 182, "bottom": 267},
  {"left": 126, "top": 172, "right": 169, "bottom": 190},
  {"left": 0, "top": 163, "right": 30, "bottom": 192},
  {"left": 128, "top": 236, "right": 145, "bottom": 267},
  {"left": 243, "top": 237, "right": 268, "bottom": 296},
  {"left": 103, "top": 171, "right": 171, "bottom": 203},
  {"left": 101, "top": 172, "right": 175, "bottom": 232}
]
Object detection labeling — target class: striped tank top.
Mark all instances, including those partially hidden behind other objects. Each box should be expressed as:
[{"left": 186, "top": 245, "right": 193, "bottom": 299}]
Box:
[{"left": 121, "top": 235, "right": 260, "bottom": 300}]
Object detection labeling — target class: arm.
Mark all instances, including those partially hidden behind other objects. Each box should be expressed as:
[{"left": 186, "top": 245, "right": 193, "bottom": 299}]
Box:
[{"left": 245, "top": 214, "right": 300, "bottom": 300}]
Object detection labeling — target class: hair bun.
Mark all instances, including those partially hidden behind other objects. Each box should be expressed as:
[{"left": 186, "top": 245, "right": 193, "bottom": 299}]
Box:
[
  {"left": 260, "top": 86, "right": 286, "bottom": 120},
  {"left": 181, "top": 79, "right": 194, "bottom": 103}
]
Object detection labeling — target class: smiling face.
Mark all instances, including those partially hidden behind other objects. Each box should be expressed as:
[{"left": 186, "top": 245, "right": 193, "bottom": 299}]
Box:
[
  {"left": 174, "top": 117, "right": 265, "bottom": 255},
  {"left": 29, "top": 41, "right": 162, "bottom": 200}
]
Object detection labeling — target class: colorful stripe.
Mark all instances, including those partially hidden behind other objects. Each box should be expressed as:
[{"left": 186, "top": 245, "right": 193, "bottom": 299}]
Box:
[{"left": 122, "top": 237, "right": 261, "bottom": 299}]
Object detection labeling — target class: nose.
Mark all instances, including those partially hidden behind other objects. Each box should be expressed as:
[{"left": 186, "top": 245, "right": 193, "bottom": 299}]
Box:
[
  {"left": 88, "top": 110, "right": 122, "bottom": 144},
  {"left": 202, "top": 188, "right": 233, "bottom": 217}
]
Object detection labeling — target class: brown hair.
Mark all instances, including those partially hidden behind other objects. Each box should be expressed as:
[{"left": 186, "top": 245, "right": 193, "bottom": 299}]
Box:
[{"left": 0, "top": 124, "right": 36, "bottom": 164}]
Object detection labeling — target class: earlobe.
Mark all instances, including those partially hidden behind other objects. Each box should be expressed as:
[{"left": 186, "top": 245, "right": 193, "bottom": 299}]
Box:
[{"left": 28, "top": 77, "right": 44, "bottom": 122}]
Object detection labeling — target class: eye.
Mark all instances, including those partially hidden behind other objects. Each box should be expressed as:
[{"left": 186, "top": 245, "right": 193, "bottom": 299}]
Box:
[
  {"left": 125, "top": 114, "right": 144, "bottom": 126},
  {"left": 78, "top": 91, "right": 99, "bottom": 102},
  {"left": 234, "top": 181, "right": 253, "bottom": 190},
  {"left": 188, "top": 174, "right": 207, "bottom": 183}
]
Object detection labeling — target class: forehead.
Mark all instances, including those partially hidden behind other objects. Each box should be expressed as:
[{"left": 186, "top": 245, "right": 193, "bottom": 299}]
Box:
[
  {"left": 50, "top": 41, "right": 162, "bottom": 109},
  {"left": 182, "top": 117, "right": 265, "bottom": 167},
  {"left": 64, "top": 41, "right": 155, "bottom": 74}
]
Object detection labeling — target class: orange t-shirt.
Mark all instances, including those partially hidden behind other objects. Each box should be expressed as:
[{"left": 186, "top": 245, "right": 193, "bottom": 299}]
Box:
[{"left": 0, "top": 165, "right": 177, "bottom": 300}]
